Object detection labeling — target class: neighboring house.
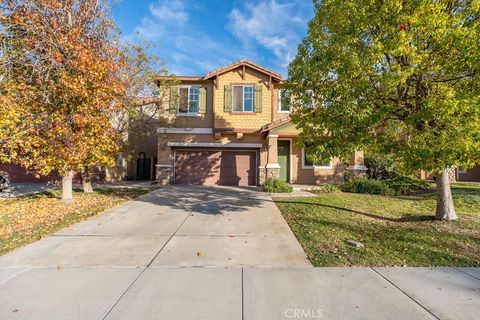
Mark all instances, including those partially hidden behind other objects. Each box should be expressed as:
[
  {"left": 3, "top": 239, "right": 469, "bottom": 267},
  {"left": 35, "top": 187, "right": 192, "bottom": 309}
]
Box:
[
  {"left": 421, "top": 166, "right": 480, "bottom": 183},
  {"left": 153, "top": 59, "right": 367, "bottom": 187}
]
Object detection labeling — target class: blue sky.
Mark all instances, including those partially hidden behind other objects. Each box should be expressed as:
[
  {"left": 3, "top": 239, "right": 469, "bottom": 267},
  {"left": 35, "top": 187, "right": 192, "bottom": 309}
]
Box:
[{"left": 112, "top": 0, "right": 314, "bottom": 77}]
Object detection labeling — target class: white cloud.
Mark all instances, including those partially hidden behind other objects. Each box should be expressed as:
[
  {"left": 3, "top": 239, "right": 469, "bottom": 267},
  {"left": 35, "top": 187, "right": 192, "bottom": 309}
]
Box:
[
  {"left": 123, "top": 0, "right": 312, "bottom": 76},
  {"left": 228, "top": 0, "right": 311, "bottom": 70},
  {"left": 149, "top": 0, "right": 188, "bottom": 24}
]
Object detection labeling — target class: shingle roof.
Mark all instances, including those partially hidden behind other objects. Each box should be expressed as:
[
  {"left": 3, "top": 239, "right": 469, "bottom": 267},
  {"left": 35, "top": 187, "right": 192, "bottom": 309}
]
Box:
[
  {"left": 203, "top": 59, "right": 283, "bottom": 80},
  {"left": 260, "top": 116, "right": 291, "bottom": 133}
]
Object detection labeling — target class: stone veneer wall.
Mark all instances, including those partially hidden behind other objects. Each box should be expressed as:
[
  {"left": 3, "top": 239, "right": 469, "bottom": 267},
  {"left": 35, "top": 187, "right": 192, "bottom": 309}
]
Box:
[
  {"left": 259, "top": 167, "right": 280, "bottom": 185},
  {"left": 156, "top": 166, "right": 172, "bottom": 185}
]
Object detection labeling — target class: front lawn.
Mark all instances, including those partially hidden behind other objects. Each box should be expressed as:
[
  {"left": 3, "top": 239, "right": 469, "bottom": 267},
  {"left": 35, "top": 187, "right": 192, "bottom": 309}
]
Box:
[
  {"left": 0, "top": 188, "right": 152, "bottom": 255},
  {"left": 275, "top": 183, "right": 480, "bottom": 267}
]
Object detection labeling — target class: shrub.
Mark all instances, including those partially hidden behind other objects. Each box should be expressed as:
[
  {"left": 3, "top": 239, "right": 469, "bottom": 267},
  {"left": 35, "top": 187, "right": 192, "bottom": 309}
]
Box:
[
  {"left": 364, "top": 156, "right": 399, "bottom": 180},
  {"left": 312, "top": 184, "right": 341, "bottom": 193},
  {"left": 340, "top": 178, "right": 392, "bottom": 195},
  {"left": 263, "top": 178, "right": 293, "bottom": 193},
  {"left": 384, "top": 176, "right": 431, "bottom": 195}
]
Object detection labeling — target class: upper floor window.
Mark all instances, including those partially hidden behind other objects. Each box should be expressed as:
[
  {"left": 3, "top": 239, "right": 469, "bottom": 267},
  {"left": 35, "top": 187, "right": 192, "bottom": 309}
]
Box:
[
  {"left": 278, "top": 89, "right": 291, "bottom": 113},
  {"left": 233, "top": 85, "right": 254, "bottom": 112},
  {"left": 179, "top": 86, "right": 199, "bottom": 114},
  {"left": 303, "top": 89, "right": 314, "bottom": 108}
]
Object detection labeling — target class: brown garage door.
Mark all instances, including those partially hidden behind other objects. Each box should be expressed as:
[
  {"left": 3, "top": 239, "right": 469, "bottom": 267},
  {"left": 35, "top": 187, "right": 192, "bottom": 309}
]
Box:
[{"left": 174, "top": 150, "right": 257, "bottom": 186}]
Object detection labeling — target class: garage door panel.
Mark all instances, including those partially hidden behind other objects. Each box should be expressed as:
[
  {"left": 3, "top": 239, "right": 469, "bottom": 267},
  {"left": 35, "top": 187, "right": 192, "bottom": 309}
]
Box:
[
  {"left": 174, "top": 151, "right": 220, "bottom": 185},
  {"left": 174, "top": 150, "right": 257, "bottom": 186}
]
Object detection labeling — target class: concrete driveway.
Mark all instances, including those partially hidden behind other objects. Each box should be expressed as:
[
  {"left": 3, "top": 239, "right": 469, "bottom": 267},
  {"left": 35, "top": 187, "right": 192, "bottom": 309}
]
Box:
[
  {"left": 0, "top": 185, "right": 311, "bottom": 268},
  {"left": 1, "top": 186, "right": 479, "bottom": 319}
]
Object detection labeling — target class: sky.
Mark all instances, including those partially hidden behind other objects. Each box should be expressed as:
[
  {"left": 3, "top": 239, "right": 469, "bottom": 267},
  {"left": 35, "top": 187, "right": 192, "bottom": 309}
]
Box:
[{"left": 112, "top": 0, "right": 314, "bottom": 77}]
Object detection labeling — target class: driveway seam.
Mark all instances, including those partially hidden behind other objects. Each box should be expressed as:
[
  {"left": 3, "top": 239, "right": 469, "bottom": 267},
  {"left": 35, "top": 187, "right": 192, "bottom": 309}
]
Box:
[
  {"left": 453, "top": 267, "right": 480, "bottom": 281},
  {"left": 99, "top": 267, "right": 147, "bottom": 320},
  {"left": 241, "top": 267, "right": 245, "bottom": 320},
  {"left": 371, "top": 268, "right": 440, "bottom": 320},
  {"left": 100, "top": 197, "right": 198, "bottom": 320},
  {"left": 144, "top": 194, "right": 204, "bottom": 268}
]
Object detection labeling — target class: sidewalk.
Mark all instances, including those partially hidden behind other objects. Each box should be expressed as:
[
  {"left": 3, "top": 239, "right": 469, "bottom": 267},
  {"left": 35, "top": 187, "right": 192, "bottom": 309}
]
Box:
[{"left": 1, "top": 266, "right": 478, "bottom": 319}]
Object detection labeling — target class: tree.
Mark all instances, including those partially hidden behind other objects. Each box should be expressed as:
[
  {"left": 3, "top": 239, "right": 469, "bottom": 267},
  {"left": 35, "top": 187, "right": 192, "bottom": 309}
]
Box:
[
  {"left": 0, "top": 0, "right": 126, "bottom": 203},
  {"left": 106, "top": 41, "right": 179, "bottom": 184},
  {"left": 114, "top": 42, "right": 177, "bottom": 146},
  {"left": 286, "top": 0, "right": 480, "bottom": 220}
]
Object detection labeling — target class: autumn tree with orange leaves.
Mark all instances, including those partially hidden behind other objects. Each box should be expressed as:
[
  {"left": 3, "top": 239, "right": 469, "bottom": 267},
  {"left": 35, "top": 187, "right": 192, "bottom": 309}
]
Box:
[{"left": 0, "top": 0, "right": 126, "bottom": 203}]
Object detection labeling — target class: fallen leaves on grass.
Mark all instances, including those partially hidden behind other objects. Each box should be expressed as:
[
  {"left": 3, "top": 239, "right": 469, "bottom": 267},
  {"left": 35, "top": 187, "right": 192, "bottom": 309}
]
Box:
[{"left": 0, "top": 188, "right": 150, "bottom": 255}]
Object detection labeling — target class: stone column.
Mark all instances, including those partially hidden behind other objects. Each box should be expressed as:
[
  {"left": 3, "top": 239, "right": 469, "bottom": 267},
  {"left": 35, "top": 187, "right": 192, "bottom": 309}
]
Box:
[
  {"left": 156, "top": 141, "right": 172, "bottom": 185},
  {"left": 259, "top": 134, "right": 281, "bottom": 184},
  {"left": 156, "top": 165, "right": 172, "bottom": 185},
  {"left": 346, "top": 150, "right": 368, "bottom": 179}
]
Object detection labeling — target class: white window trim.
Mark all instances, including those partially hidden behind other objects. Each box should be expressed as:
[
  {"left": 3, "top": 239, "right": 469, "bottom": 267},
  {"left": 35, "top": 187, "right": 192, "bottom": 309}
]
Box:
[
  {"left": 303, "top": 89, "right": 314, "bottom": 109},
  {"left": 232, "top": 85, "right": 254, "bottom": 112},
  {"left": 278, "top": 89, "right": 291, "bottom": 113},
  {"left": 177, "top": 85, "right": 200, "bottom": 116},
  {"left": 301, "top": 148, "right": 332, "bottom": 169}
]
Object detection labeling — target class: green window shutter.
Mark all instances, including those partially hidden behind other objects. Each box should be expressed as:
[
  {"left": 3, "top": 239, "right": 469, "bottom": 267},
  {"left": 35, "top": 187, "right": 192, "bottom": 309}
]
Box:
[
  {"left": 169, "top": 86, "right": 178, "bottom": 114},
  {"left": 254, "top": 84, "right": 263, "bottom": 113},
  {"left": 198, "top": 87, "right": 207, "bottom": 114},
  {"left": 224, "top": 85, "right": 232, "bottom": 112}
]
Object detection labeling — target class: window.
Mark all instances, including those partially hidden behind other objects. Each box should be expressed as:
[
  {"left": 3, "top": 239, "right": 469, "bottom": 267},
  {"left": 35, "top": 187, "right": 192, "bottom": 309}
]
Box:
[
  {"left": 233, "top": 85, "right": 254, "bottom": 112},
  {"left": 302, "top": 147, "right": 332, "bottom": 169},
  {"left": 278, "top": 89, "right": 291, "bottom": 112},
  {"left": 303, "top": 90, "right": 314, "bottom": 108},
  {"left": 458, "top": 168, "right": 468, "bottom": 174},
  {"left": 178, "top": 86, "right": 199, "bottom": 114}
]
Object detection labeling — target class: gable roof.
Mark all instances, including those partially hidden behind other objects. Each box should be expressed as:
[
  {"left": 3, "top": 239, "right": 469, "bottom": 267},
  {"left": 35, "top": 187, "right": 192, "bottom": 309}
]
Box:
[
  {"left": 260, "top": 116, "right": 291, "bottom": 133},
  {"left": 157, "top": 59, "right": 284, "bottom": 83},
  {"left": 204, "top": 59, "right": 283, "bottom": 81}
]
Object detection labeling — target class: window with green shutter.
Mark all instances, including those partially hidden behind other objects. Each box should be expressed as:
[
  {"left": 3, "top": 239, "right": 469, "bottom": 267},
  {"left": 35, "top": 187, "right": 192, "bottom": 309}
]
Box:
[
  {"left": 176, "top": 86, "right": 201, "bottom": 115},
  {"left": 169, "top": 86, "right": 178, "bottom": 114},
  {"left": 198, "top": 87, "right": 207, "bottom": 114},
  {"left": 224, "top": 85, "right": 232, "bottom": 112},
  {"left": 254, "top": 84, "right": 262, "bottom": 113}
]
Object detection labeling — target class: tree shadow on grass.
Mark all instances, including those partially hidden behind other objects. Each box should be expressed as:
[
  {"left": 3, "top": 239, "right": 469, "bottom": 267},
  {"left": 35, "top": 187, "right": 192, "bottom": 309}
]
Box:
[{"left": 275, "top": 200, "right": 434, "bottom": 223}]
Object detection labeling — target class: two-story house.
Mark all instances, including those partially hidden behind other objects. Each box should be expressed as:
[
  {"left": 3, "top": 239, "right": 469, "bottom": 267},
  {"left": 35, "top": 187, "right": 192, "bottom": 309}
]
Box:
[{"left": 154, "top": 59, "right": 367, "bottom": 187}]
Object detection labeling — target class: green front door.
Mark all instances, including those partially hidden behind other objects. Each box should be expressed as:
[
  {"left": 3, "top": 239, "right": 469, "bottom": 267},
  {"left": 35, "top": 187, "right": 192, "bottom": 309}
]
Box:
[{"left": 278, "top": 140, "right": 290, "bottom": 182}]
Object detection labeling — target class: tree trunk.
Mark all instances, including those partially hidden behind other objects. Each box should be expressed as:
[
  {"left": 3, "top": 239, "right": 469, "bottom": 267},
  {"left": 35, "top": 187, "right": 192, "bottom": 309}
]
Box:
[
  {"left": 62, "top": 170, "right": 74, "bottom": 204},
  {"left": 81, "top": 171, "right": 93, "bottom": 193},
  {"left": 435, "top": 170, "right": 458, "bottom": 221}
]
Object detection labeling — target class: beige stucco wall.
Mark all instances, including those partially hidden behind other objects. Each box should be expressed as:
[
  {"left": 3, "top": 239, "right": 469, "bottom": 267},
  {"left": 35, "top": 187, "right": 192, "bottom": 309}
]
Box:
[
  {"left": 214, "top": 67, "right": 273, "bottom": 129},
  {"left": 280, "top": 138, "right": 344, "bottom": 185}
]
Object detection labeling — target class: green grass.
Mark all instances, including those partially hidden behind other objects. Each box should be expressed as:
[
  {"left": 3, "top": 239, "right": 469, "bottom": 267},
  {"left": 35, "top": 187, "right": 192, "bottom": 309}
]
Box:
[
  {"left": 274, "top": 183, "right": 480, "bottom": 267},
  {"left": 0, "top": 187, "right": 153, "bottom": 256}
]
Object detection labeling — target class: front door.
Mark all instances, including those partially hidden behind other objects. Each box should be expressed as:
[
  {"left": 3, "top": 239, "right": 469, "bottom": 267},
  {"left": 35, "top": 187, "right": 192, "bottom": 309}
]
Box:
[{"left": 278, "top": 140, "right": 290, "bottom": 182}]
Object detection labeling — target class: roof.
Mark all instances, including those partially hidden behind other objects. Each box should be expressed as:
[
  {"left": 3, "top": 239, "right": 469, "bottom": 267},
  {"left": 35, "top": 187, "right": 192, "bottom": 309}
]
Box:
[
  {"left": 158, "top": 59, "right": 284, "bottom": 82},
  {"left": 260, "top": 116, "right": 291, "bottom": 133},
  {"left": 204, "top": 59, "right": 283, "bottom": 81}
]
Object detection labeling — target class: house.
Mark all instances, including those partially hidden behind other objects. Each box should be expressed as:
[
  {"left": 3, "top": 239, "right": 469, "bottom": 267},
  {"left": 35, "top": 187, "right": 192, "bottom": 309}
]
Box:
[
  {"left": 421, "top": 166, "right": 480, "bottom": 183},
  {"left": 150, "top": 59, "right": 367, "bottom": 186}
]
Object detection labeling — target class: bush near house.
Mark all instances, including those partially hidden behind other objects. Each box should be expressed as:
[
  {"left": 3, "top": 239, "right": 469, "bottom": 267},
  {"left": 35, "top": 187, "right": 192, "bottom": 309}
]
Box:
[
  {"left": 263, "top": 178, "right": 293, "bottom": 193},
  {"left": 340, "top": 176, "right": 431, "bottom": 196},
  {"left": 364, "top": 155, "right": 399, "bottom": 180},
  {"left": 340, "top": 178, "right": 392, "bottom": 195},
  {"left": 385, "top": 176, "right": 431, "bottom": 195},
  {"left": 312, "top": 184, "right": 341, "bottom": 193}
]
